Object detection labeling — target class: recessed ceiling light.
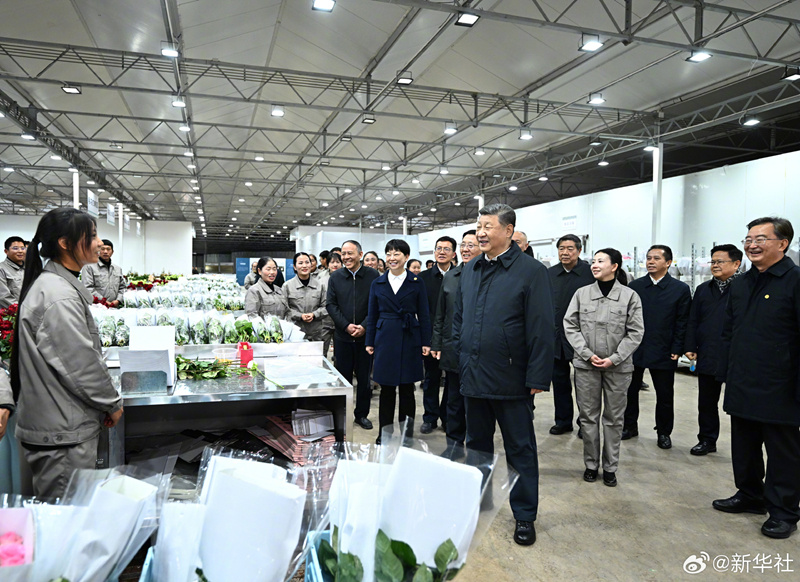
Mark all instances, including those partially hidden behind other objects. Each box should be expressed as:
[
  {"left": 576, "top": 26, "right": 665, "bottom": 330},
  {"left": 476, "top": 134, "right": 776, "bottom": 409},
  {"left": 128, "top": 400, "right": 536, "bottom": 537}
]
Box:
[
  {"left": 687, "top": 50, "right": 712, "bottom": 63},
  {"left": 588, "top": 93, "right": 606, "bottom": 105},
  {"left": 598, "top": 160, "right": 609, "bottom": 166},
  {"left": 172, "top": 96, "right": 186, "bottom": 108},
  {"left": 179, "top": 125, "right": 191, "bottom": 132},
  {"left": 508, "top": 185, "right": 518, "bottom": 191},
  {"left": 312, "top": 0, "right": 336, "bottom": 11},
  {"left": 50, "top": 154, "right": 62, "bottom": 160},
  {"left": 455, "top": 12, "right": 480, "bottom": 27},
  {"left": 61, "top": 84, "right": 81, "bottom": 95},
  {"left": 245, "top": 181, "right": 253, "bottom": 187},
  {"left": 271, "top": 104, "right": 285, "bottom": 117},
  {"left": 254, "top": 155, "right": 264, "bottom": 161},
  {"left": 579, "top": 34, "right": 604, "bottom": 52}
]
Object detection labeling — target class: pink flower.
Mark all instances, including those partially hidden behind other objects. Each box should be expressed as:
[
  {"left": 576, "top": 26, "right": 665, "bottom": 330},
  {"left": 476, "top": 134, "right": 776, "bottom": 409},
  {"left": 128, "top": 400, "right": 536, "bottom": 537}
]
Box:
[
  {"left": 0, "top": 541, "right": 26, "bottom": 566},
  {"left": 0, "top": 532, "right": 23, "bottom": 546}
]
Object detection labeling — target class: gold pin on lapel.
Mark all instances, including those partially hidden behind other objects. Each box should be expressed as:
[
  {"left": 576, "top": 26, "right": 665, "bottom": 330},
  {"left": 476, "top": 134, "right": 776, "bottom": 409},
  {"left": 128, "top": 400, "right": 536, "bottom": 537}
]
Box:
[{"left": 765, "top": 294, "right": 770, "bottom": 299}]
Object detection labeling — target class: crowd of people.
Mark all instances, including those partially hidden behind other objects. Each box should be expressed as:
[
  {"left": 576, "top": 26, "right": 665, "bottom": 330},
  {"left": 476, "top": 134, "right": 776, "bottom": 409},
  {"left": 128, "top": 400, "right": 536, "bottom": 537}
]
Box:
[{"left": 0, "top": 205, "right": 798, "bottom": 549}]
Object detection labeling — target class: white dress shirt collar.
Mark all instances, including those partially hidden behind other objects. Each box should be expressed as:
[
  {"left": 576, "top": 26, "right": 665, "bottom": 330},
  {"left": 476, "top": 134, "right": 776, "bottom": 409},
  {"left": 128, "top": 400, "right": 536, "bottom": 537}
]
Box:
[{"left": 388, "top": 270, "right": 407, "bottom": 294}]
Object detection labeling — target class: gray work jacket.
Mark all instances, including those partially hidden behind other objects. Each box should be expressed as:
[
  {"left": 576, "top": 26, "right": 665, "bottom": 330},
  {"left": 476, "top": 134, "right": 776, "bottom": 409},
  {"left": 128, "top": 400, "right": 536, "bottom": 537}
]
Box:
[
  {"left": 0, "top": 257, "right": 24, "bottom": 308},
  {"left": 282, "top": 275, "right": 333, "bottom": 340},
  {"left": 81, "top": 261, "right": 128, "bottom": 302},
  {"left": 563, "top": 280, "right": 645, "bottom": 373},
  {"left": 16, "top": 261, "right": 121, "bottom": 446},
  {"left": 243, "top": 272, "right": 259, "bottom": 289},
  {"left": 0, "top": 367, "right": 13, "bottom": 414},
  {"left": 245, "top": 279, "right": 289, "bottom": 319}
]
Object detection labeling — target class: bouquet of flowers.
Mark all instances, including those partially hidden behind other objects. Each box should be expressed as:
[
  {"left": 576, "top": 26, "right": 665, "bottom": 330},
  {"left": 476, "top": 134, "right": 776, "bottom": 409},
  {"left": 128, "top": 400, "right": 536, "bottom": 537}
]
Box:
[
  {"left": 136, "top": 308, "right": 156, "bottom": 327},
  {"left": 266, "top": 315, "right": 284, "bottom": 343},
  {"left": 0, "top": 303, "right": 17, "bottom": 360},
  {"left": 156, "top": 308, "right": 173, "bottom": 327},
  {"left": 189, "top": 311, "right": 208, "bottom": 345},
  {"left": 174, "top": 309, "right": 191, "bottom": 346},
  {"left": 114, "top": 314, "right": 130, "bottom": 347}
]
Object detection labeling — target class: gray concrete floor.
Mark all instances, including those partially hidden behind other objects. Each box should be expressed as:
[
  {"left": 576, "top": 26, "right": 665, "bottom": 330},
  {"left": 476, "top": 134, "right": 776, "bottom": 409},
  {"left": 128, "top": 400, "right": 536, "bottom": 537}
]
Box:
[{"left": 351, "top": 370, "right": 798, "bottom": 581}]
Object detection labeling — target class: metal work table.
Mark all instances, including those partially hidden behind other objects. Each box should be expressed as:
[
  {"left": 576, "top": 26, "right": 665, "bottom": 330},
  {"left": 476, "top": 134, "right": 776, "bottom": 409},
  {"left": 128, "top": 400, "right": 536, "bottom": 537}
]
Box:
[{"left": 102, "top": 342, "right": 353, "bottom": 467}]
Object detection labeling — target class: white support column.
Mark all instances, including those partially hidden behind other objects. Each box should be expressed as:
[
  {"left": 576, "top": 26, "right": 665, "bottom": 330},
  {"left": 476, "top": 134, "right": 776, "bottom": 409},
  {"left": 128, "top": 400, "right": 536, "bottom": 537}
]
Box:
[
  {"left": 117, "top": 203, "right": 124, "bottom": 266},
  {"left": 651, "top": 143, "right": 664, "bottom": 245},
  {"left": 476, "top": 195, "right": 485, "bottom": 209},
  {"left": 72, "top": 172, "right": 79, "bottom": 209},
  {"left": 402, "top": 216, "right": 408, "bottom": 236}
]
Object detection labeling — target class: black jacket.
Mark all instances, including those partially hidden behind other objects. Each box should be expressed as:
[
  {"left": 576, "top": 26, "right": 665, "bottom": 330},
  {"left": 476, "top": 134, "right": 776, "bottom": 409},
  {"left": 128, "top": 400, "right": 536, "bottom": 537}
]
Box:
[
  {"left": 721, "top": 256, "right": 800, "bottom": 426},
  {"left": 629, "top": 273, "right": 691, "bottom": 370},
  {"left": 548, "top": 260, "right": 594, "bottom": 360},
  {"left": 326, "top": 265, "right": 380, "bottom": 343},
  {"left": 454, "top": 243, "right": 554, "bottom": 399},
  {"left": 419, "top": 265, "right": 452, "bottom": 324},
  {"left": 430, "top": 263, "right": 463, "bottom": 373},
  {"left": 684, "top": 279, "right": 730, "bottom": 376}
]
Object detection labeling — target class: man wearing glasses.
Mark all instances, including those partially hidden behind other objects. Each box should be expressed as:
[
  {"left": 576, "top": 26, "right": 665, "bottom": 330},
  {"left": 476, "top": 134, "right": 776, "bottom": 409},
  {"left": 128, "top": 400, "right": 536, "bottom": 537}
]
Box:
[
  {"left": 684, "top": 244, "right": 742, "bottom": 457},
  {"left": 548, "top": 234, "right": 594, "bottom": 436},
  {"left": 419, "top": 236, "right": 457, "bottom": 434},
  {"left": 713, "top": 217, "right": 800, "bottom": 540},
  {"left": 0, "top": 236, "right": 26, "bottom": 308}
]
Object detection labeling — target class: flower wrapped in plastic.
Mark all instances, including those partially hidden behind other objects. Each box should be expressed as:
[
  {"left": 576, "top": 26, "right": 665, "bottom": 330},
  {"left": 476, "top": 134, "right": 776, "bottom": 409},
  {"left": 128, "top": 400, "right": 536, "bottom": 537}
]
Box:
[
  {"left": 136, "top": 290, "right": 153, "bottom": 309},
  {"left": 266, "top": 315, "right": 284, "bottom": 343},
  {"left": 173, "top": 309, "right": 191, "bottom": 346},
  {"left": 114, "top": 312, "right": 130, "bottom": 347},
  {"left": 95, "top": 312, "right": 117, "bottom": 348},
  {"left": 250, "top": 316, "right": 269, "bottom": 343},
  {"left": 156, "top": 307, "right": 173, "bottom": 327},
  {"left": 205, "top": 311, "right": 225, "bottom": 344},
  {"left": 189, "top": 310, "right": 207, "bottom": 345},
  {"left": 123, "top": 292, "right": 138, "bottom": 308},
  {"left": 136, "top": 308, "right": 156, "bottom": 327},
  {"left": 221, "top": 313, "right": 238, "bottom": 344}
]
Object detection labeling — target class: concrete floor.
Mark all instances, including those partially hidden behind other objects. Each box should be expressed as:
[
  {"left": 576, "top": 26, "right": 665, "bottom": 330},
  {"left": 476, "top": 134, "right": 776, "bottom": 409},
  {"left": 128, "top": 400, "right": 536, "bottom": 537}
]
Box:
[{"left": 351, "top": 370, "right": 798, "bottom": 581}]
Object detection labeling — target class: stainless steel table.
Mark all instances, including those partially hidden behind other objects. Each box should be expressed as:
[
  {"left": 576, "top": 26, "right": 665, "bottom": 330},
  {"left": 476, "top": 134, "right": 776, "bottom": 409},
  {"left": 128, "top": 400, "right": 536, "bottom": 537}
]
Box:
[{"left": 102, "top": 342, "right": 353, "bottom": 467}]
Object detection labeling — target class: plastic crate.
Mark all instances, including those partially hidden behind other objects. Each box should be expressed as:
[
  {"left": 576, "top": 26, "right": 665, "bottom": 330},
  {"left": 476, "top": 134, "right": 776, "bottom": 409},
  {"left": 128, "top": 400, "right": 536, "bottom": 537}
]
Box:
[{"left": 304, "top": 530, "right": 331, "bottom": 582}]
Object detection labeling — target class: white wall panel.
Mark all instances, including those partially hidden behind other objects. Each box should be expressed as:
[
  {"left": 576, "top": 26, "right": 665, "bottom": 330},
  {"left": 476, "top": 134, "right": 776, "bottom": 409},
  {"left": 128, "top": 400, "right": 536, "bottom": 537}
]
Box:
[
  {"left": 294, "top": 226, "right": 419, "bottom": 261},
  {"left": 143, "top": 221, "right": 193, "bottom": 275}
]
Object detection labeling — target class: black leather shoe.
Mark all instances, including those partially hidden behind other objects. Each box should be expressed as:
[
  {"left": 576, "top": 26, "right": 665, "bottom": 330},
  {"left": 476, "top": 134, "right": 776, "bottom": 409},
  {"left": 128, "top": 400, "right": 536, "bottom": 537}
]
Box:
[
  {"left": 583, "top": 468, "right": 598, "bottom": 482},
  {"left": 375, "top": 437, "right": 381, "bottom": 445},
  {"left": 761, "top": 518, "right": 797, "bottom": 539},
  {"left": 420, "top": 422, "right": 435, "bottom": 434},
  {"left": 621, "top": 428, "right": 638, "bottom": 440},
  {"left": 355, "top": 417, "right": 373, "bottom": 430},
  {"left": 712, "top": 495, "right": 767, "bottom": 515},
  {"left": 513, "top": 520, "right": 536, "bottom": 546},
  {"left": 549, "top": 424, "right": 573, "bottom": 435},
  {"left": 577, "top": 427, "right": 583, "bottom": 440},
  {"left": 657, "top": 434, "right": 672, "bottom": 449},
  {"left": 603, "top": 472, "right": 617, "bottom": 487},
  {"left": 690, "top": 441, "right": 717, "bottom": 456}
]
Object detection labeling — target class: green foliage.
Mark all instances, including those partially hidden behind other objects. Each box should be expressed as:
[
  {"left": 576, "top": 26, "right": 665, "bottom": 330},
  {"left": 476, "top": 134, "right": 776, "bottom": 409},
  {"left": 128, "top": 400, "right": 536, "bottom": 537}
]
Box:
[
  {"left": 195, "top": 568, "right": 210, "bottom": 582},
  {"left": 318, "top": 531, "right": 364, "bottom": 582},
  {"left": 412, "top": 565, "right": 434, "bottom": 582},
  {"left": 433, "top": 539, "right": 458, "bottom": 575},
  {"left": 176, "top": 355, "right": 232, "bottom": 380}
]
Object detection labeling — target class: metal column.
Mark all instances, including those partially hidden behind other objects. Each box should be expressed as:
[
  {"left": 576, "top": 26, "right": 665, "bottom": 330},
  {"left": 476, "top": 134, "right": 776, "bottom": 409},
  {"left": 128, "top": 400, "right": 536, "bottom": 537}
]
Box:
[{"left": 651, "top": 143, "right": 664, "bottom": 245}]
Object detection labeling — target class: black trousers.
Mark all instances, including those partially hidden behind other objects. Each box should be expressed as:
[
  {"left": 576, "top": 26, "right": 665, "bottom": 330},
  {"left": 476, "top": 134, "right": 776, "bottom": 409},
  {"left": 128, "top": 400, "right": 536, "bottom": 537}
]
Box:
[
  {"left": 552, "top": 357, "right": 577, "bottom": 428},
  {"left": 422, "top": 355, "right": 448, "bottom": 426},
  {"left": 624, "top": 366, "right": 675, "bottom": 435},
  {"left": 697, "top": 373, "right": 723, "bottom": 443},
  {"left": 334, "top": 338, "right": 372, "bottom": 420},
  {"left": 379, "top": 383, "right": 415, "bottom": 431},
  {"left": 445, "top": 371, "right": 466, "bottom": 445},
  {"left": 730, "top": 415, "right": 800, "bottom": 524},
  {"left": 465, "top": 396, "right": 540, "bottom": 522}
]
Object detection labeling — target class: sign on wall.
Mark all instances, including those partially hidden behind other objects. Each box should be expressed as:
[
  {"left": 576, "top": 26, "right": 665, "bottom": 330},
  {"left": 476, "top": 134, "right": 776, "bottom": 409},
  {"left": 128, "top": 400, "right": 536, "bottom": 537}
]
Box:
[
  {"left": 562, "top": 215, "right": 577, "bottom": 230},
  {"left": 124, "top": 214, "right": 130, "bottom": 232},
  {"left": 87, "top": 190, "right": 99, "bottom": 217},
  {"left": 106, "top": 203, "right": 115, "bottom": 225}
]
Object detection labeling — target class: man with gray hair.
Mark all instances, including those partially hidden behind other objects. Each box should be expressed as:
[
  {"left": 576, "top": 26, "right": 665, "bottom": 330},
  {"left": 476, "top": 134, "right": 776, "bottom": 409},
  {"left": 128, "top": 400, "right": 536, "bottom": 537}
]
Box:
[
  {"left": 454, "top": 203, "right": 554, "bottom": 546},
  {"left": 713, "top": 216, "right": 800, "bottom": 539}
]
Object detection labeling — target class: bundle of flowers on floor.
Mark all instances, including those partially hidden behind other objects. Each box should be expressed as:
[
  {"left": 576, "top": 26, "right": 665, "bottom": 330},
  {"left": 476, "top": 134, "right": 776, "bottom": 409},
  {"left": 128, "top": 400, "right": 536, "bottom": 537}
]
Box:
[{"left": 0, "top": 464, "right": 170, "bottom": 582}]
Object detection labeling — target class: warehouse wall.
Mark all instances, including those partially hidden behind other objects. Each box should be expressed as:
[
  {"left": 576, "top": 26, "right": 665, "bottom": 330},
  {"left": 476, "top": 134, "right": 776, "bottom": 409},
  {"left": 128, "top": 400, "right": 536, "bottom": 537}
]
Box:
[
  {"left": 143, "top": 221, "right": 193, "bottom": 276},
  {"left": 294, "top": 225, "right": 420, "bottom": 260}
]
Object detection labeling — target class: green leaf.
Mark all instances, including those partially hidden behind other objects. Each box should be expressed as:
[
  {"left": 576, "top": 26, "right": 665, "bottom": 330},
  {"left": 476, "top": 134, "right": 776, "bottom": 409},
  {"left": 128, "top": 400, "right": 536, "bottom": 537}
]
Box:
[
  {"left": 338, "top": 552, "right": 364, "bottom": 582},
  {"left": 434, "top": 539, "right": 458, "bottom": 574},
  {"left": 332, "top": 525, "right": 339, "bottom": 551},
  {"left": 412, "top": 565, "right": 434, "bottom": 582},
  {"left": 391, "top": 540, "right": 417, "bottom": 569},
  {"left": 375, "top": 529, "right": 391, "bottom": 553},
  {"left": 379, "top": 547, "right": 404, "bottom": 582},
  {"left": 318, "top": 538, "right": 338, "bottom": 576},
  {"left": 323, "top": 558, "right": 338, "bottom": 577},
  {"left": 440, "top": 566, "right": 462, "bottom": 581}
]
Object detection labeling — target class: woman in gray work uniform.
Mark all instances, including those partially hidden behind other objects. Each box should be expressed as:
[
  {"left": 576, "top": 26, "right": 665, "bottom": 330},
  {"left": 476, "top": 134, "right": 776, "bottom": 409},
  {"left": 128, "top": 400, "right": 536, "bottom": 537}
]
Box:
[
  {"left": 11, "top": 208, "right": 123, "bottom": 499},
  {"left": 245, "top": 256, "right": 289, "bottom": 319}
]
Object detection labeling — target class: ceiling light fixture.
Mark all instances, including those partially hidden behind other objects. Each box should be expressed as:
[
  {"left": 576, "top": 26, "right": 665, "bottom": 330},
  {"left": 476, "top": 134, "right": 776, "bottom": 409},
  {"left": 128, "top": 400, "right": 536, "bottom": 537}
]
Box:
[
  {"left": 643, "top": 144, "right": 657, "bottom": 152},
  {"left": 588, "top": 93, "right": 606, "bottom": 105},
  {"left": 2, "top": 167, "right": 13, "bottom": 173},
  {"left": 312, "top": 0, "right": 335, "bottom": 11},
  {"left": 110, "top": 142, "right": 123, "bottom": 149},
  {"left": 271, "top": 104, "right": 285, "bottom": 117},
  {"left": 160, "top": 42, "right": 180, "bottom": 58},
  {"left": 455, "top": 12, "right": 480, "bottom": 27},
  {"left": 341, "top": 133, "right": 352, "bottom": 142},
  {"left": 598, "top": 160, "right": 609, "bottom": 166},
  {"left": 21, "top": 133, "right": 35, "bottom": 140},
  {"left": 687, "top": 50, "right": 712, "bottom": 63},
  {"left": 381, "top": 163, "right": 391, "bottom": 171},
  {"left": 179, "top": 125, "right": 191, "bottom": 132},
  {"left": 183, "top": 150, "right": 194, "bottom": 157},
  {"left": 172, "top": 96, "right": 186, "bottom": 108},
  {"left": 589, "top": 139, "right": 602, "bottom": 146},
  {"left": 361, "top": 204, "right": 368, "bottom": 209},
  {"left": 579, "top": 34, "right": 604, "bottom": 52},
  {"left": 320, "top": 158, "right": 330, "bottom": 166},
  {"left": 397, "top": 70, "right": 413, "bottom": 85},
  {"left": 454, "top": 202, "right": 461, "bottom": 206},
  {"left": 192, "top": 186, "right": 200, "bottom": 191},
  {"left": 61, "top": 84, "right": 81, "bottom": 95},
  {"left": 245, "top": 181, "right": 253, "bottom": 187},
  {"left": 68, "top": 167, "right": 78, "bottom": 173},
  {"left": 305, "top": 212, "right": 312, "bottom": 217},
  {"left": 781, "top": 66, "right": 800, "bottom": 82},
  {"left": 238, "top": 198, "right": 245, "bottom": 202},
  {"left": 519, "top": 127, "right": 533, "bottom": 141},
  {"left": 474, "top": 147, "right": 485, "bottom": 156},
  {"left": 254, "top": 154, "right": 264, "bottom": 161},
  {"left": 508, "top": 184, "right": 518, "bottom": 192},
  {"left": 362, "top": 112, "right": 376, "bottom": 124},
  {"left": 344, "top": 188, "right": 352, "bottom": 193},
  {"left": 417, "top": 212, "right": 424, "bottom": 216},
  {"left": 392, "top": 190, "right": 399, "bottom": 195},
  {"left": 322, "top": 202, "right": 329, "bottom": 207},
  {"left": 538, "top": 175, "right": 548, "bottom": 182},
  {"left": 87, "top": 180, "right": 95, "bottom": 185},
  {"left": 742, "top": 115, "right": 761, "bottom": 127},
  {"left": 190, "top": 179, "right": 198, "bottom": 183},
  {"left": 187, "top": 163, "right": 196, "bottom": 169},
  {"left": 444, "top": 121, "right": 458, "bottom": 135},
  {"left": 50, "top": 154, "right": 62, "bottom": 160},
  {"left": 439, "top": 165, "right": 449, "bottom": 175},
  {"left": 375, "top": 196, "right": 382, "bottom": 200}
]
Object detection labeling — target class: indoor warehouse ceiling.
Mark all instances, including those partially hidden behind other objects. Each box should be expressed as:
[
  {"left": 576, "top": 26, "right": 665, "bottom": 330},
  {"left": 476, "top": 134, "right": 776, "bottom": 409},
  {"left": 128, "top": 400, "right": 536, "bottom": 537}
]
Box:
[{"left": 1, "top": 0, "right": 800, "bottom": 252}]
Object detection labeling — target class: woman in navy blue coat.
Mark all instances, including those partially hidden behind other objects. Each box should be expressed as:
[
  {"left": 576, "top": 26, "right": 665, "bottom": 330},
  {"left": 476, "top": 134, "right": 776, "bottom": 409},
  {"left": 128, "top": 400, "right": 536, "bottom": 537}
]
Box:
[{"left": 366, "top": 239, "right": 431, "bottom": 442}]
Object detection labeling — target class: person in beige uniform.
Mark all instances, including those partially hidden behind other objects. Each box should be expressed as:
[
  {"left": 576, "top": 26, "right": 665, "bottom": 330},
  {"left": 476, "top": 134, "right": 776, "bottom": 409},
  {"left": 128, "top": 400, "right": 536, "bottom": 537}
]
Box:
[
  {"left": 245, "top": 256, "right": 289, "bottom": 319},
  {"left": 80, "top": 239, "right": 127, "bottom": 306},
  {"left": 11, "top": 208, "right": 123, "bottom": 499},
  {"left": 243, "top": 261, "right": 259, "bottom": 289},
  {"left": 564, "top": 247, "right": 644, "bottom": 487},
  {"left": 283, "top": 252, "right": 332, "bottom": 354},
  {"left": 0, "top": 236, "right": 26, "bottom": 308}
]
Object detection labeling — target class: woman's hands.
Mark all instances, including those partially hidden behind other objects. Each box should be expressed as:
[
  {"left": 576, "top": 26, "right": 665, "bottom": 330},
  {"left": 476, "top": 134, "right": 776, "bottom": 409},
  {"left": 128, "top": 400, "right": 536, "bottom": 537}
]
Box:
[
  {"left": 365, "top": 346, "right": 374, "bottom": 355},
  {"left": 590, "top": 355, "right": 613, "bottom": 369},
  {"left": 301, "top": 313, "right": 314, "bottom": 322}
]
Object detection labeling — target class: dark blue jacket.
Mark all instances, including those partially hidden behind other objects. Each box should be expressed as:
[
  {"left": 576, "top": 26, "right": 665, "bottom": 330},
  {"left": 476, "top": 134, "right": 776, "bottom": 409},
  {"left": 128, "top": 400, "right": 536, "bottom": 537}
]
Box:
[
  {"left": 419, "top": 266, "right": 451, "bottom": 330},
  {"left": 629, "top": 273, "right": 691, "bottom": 370},
  {"left": 549, "top": 260, "right": 595, "bottom": 360},
  {"left": 326, "top": 265, "right": 380, "bottom": 343},
  {"left": 684, "top": 279, "right": 730, "bottom": 376},
  {"left": 454, "top": 243, "right": 554, "bottom": 399},
  {"left": 721, "top": 256, "right": 800, "bottom": 426},
  {"left": 430, "top": 264, "right": 463, "bottom": 373},
  {"left": 365, "top": 270, "right": 431, "bottom": 386}
]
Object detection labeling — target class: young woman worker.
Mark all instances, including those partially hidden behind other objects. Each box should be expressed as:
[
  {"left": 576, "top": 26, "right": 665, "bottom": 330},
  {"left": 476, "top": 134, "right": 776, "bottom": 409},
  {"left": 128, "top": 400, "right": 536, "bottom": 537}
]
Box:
[
  {"left": 563, "top": 248, "right": 644, "bottom": 487},
  {"left": 245, "top": 256, "right": 289, "bottom": 319},
  {"left": 11, "top": 208, "right": 123, "bottom": 499},
  {"left": 283, "top": 252, "right": 333, "bottom": 355},
  {"left": 365, "top": 239, "right": 431, "bottom": 443}
]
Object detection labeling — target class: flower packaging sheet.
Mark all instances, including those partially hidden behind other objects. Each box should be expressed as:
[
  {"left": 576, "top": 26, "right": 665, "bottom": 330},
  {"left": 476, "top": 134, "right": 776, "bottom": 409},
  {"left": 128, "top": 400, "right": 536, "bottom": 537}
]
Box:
[
  {"left": 198, "top": 455, "right": 287, "bottom": 505},
  {"left": 0, "top": 507, "right": 34, "bottom": 581},
  {"left": 380, "top": 447, "right": 482, "bottom": 570},
  {"left": 152, "top": 502, "right": 207, "bottom": 582},
  {"left": 198, "top": 466, "right": 307, "bottom": 582}
]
